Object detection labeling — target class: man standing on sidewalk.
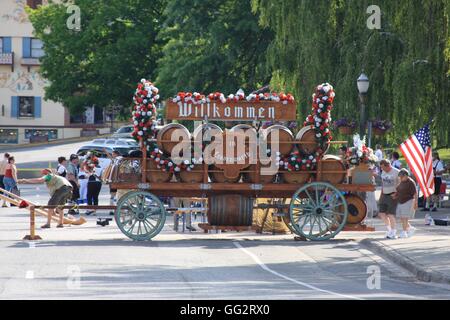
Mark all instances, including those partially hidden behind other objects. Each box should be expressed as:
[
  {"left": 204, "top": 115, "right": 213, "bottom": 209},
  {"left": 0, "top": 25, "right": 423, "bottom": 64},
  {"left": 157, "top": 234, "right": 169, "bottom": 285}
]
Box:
[{"left": 378, "top": 159, "right": 401, "bottom": 239}]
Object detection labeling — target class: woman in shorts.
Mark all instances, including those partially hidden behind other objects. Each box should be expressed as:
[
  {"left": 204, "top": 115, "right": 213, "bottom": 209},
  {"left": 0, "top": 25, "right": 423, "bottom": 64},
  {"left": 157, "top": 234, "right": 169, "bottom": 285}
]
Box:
[{"left": 393, "top": 169, "right": 418, "bottom": 238}]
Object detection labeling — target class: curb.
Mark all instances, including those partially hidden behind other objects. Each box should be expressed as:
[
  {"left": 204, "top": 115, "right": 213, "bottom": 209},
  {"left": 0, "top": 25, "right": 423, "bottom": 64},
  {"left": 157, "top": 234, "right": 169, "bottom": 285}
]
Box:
[
  {"left": 0, "top": 134, "right": 110, "bottom": 152},
  {"left": 360, "top": 238, "right": 450, "bottom": 285}
]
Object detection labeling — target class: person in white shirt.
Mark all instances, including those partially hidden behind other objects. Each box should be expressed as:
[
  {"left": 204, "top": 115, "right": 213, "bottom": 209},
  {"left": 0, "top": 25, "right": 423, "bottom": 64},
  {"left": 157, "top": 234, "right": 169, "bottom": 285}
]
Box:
[
  {"left": 0, "top": 153, "right": 10, "bottom": 207},
  {"left": 378, "top": 159, "right": 401, "bottom": 239},
  {"left": 423, "top": 152, "right": 445, "bottom": 212},
  {"left": 375, "top": 145, "right": 383, "bottom": 162}
]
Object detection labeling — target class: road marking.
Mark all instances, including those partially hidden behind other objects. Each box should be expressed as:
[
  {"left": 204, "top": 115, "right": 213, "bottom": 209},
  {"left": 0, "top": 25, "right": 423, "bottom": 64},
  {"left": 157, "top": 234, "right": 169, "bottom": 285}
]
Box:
[
  {"left": 233, "top": 241, "right": 363, "bottom": 300},
  {"left": 25, "top": 271, "right": 34, "bottom": 279},
  {"left": 28, "top": 242, "right": 36, "bottom": 249}
]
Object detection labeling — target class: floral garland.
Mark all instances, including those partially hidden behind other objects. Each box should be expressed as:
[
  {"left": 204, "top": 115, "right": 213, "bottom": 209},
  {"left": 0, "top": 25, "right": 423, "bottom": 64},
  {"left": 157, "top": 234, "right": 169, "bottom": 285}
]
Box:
[
  {"left": 172, "top": 90, "right": 295, "bottom": 105},
  {"left": 347, "top": 134, "right": 378, "bottom": 165},
  {"left": 131, "top": 79, "right": 159, "bottom": 150},
  {"left": 280, "top": 83, "right": 335, "bottom": 172}
]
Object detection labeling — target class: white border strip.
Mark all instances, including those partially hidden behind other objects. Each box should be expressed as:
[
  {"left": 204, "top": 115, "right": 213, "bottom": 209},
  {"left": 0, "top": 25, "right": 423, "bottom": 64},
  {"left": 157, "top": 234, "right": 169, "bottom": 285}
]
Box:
[{"left": 233, "top": 241, "right": 363, "bottom": 300}]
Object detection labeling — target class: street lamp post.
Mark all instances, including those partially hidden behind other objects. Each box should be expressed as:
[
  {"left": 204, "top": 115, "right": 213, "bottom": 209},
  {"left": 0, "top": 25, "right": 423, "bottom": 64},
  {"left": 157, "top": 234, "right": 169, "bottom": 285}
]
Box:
[{"left": 357, "top": 73, "right": 370, "bottom": 141}]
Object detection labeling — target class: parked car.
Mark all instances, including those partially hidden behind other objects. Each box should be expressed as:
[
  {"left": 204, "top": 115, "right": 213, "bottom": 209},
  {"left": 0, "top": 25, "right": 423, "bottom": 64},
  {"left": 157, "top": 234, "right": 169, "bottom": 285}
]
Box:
[
  {"left": 75, "top": 145, "right": 136, "bottom": 170},
  {"left": 90, "top": 138, "right": 139, "bottom": 148},
  {"left": 111, "top": 125, "right": 134, "bottom": 138}
]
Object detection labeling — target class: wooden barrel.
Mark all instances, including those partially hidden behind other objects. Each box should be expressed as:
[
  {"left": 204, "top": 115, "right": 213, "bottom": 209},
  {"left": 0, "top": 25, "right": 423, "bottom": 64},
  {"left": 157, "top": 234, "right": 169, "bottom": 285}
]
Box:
[
  {"left": 337, "top": 194, "right": 367, "bottom": 225},
  {"left": 178, "top": 165, "right": 204, "bottom": 183},
  {"left": 242, "top": 164, "right": 277, "bottom": 184},
  {"left": 262, "top": 125, "right": 294, "bottom": 157},
  {"left": 282, "top": 170, "right": 311, "bottom": 184},
  {"left": 209, "top": 165, "right": 241, "bottom": 183},
  {"left": 193, "top": 123, "right": 223, "bottom": 144},
  {"left": 146, "top": 160, "right": 173, "bottom": 183},
  {"left": 156, "top": 123, "right": 191, "bottom": 156},
  {"left": 296, "top": 126, "right": 330, "bottom": 155},
  {"left": 208, "top": 195, "right": 254, "bottom": 226},
  {"left": 319, "top": 155, "right": 346, "bottom": 185}
]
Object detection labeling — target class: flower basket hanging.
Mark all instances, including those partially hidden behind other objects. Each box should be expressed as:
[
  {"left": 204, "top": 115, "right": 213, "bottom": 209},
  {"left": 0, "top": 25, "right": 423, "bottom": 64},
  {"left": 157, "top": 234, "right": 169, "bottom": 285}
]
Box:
[
  {"left": 371, "top": 120, "right": 392, "bottom": 136},
  {"left": 333, "top": 118, "right": 356, "bottom": 135}
]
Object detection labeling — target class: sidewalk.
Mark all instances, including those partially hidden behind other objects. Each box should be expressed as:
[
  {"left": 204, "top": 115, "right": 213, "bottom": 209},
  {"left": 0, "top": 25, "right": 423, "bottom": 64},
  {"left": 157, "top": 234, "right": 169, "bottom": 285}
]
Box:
[{"left": 359, "top": 209, "right": 450, "bottom": 285}]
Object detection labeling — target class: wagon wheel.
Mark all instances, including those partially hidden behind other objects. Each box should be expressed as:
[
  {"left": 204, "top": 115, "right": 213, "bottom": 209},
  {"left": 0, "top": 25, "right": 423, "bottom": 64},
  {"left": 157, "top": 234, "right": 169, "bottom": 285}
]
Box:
[
  {"left": 289, "top": 182, "right": 348, "bottom": 241},
  {"left": 115, "top": 191, "right": 166, "bottom": 241}
]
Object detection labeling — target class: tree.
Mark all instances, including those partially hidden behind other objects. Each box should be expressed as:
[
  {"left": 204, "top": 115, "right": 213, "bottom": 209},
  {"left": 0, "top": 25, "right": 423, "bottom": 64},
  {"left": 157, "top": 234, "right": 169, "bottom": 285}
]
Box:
[
  {"left": 252, "top": 0, "right": 450, "bottom": 147},
  {"left": 28, "top": 0, "right": 166, "bottom": 115},
  {"left": 156, "top": 0, "right": 273, "bottom": 97}
]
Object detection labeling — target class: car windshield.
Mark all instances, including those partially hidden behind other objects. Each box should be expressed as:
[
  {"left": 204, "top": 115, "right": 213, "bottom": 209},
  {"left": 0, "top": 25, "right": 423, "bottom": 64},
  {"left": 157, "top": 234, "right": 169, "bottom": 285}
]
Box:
[
  {"left": 118, "top": 126, "right": 132, "bottom": 133},
  {"left": 106, "top": 140, "right": 117, "bottom": 145}
]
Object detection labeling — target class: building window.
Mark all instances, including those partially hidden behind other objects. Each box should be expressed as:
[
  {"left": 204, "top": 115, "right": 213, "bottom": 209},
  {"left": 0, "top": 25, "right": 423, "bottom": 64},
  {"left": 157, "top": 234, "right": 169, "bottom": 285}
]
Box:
[
  {"left": 19, "top": 97, "right": 35, "bottom": 118},
  {"left": 0, "top": 129, "right": 18, "bottom": 144},
  {"left": 27, "top": 0, "right": 43, "bottom": 9},
  {"left": 25, "top": 129, "right": 58, "bottom": 140},
  {"left": 31, "top": 38, "right": 44, "bottom": 58}
]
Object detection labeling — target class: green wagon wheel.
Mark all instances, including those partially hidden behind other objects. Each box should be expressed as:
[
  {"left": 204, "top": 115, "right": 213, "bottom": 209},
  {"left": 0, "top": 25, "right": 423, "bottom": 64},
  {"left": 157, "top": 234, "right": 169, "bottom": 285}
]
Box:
[
  {"left": 115, "top": 191, "right": 166, "bottom": 241},
  {"left": 289, "top": 182, "right": 348, "bottom": 241}
]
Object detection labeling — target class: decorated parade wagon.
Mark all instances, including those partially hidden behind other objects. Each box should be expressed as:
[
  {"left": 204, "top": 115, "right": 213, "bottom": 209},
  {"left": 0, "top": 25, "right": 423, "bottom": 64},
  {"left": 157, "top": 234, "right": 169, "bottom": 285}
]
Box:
[{"left": 108, "top": 80, "right": 375, "bottom": 241}]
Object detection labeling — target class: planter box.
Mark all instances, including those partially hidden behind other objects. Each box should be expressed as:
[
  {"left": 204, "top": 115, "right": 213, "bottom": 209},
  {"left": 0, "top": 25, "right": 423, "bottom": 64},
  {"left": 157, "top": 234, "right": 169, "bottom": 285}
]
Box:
[
  {"left": 373, "top": 128, "right": 388, "bottom": 136},
  {"left": 338, "top": 126, "right": 355, "bottom": 135}
]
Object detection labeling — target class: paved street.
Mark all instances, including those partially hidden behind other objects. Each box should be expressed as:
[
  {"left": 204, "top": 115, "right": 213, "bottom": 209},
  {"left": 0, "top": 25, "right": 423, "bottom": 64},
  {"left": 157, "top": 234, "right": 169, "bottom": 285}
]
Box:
[
  {"left": 0, "top": 143, "right": 450, "bottom": 300},
  {"left": 1, "top": 185, "right": 450, "bottom": 300}
]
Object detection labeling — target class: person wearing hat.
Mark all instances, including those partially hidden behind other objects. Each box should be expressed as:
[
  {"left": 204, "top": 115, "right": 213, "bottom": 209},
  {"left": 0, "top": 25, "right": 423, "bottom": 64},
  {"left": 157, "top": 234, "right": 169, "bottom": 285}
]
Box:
[
  {"left": 19, "top": 169, "right": 73, "bottom": 228},
  {"left": 392, "top": 169, "right": 418, "bottom": 238}
]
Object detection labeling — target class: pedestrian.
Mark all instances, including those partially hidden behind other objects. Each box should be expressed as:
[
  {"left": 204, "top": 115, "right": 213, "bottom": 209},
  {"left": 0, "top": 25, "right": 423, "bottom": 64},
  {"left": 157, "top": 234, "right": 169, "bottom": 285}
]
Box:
[
  {"left": 57, "top": 156, "right": 67, "bottom": 178},
  {"left": 3, "top": 156, "right": 18, "bottom": 195},
  {"left": 375, "top": 145, "right": 383, "bottom": 162},
  {"left": 392, "top": 169, "right": 418, "bottom": 238},
  {"left": 423, "top": 152, "right": 445, "bottom": 212},
  {"left": 18, "top": 169, "right": 73, "bottom": 228},
  {"left": 86, "top": 157, "right": 103, "bottom": 216},
  {"left": 391, "top": 151, "right": 402, "bottom": 169},
  {"left": 108, "top": 150, "right": 122, "bottom": 215},
  {"left": 66, "top": 154, "right": 80, "bottom": 205},
  {"left": 0, "top": 153, "right": 10, "bottom": 207},
  {"left": 78, "top": 160, "right": 89, "bottom": 205},
  {"left": 378, "top": 159, "right": 401, "bottom": 239}
]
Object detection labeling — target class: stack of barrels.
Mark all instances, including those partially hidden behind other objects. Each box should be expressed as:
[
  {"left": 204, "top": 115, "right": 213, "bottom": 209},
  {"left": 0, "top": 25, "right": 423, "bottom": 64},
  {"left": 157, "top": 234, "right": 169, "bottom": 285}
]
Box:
[{"left": 153, "top": 122, "right": 351, "bottom": 227}]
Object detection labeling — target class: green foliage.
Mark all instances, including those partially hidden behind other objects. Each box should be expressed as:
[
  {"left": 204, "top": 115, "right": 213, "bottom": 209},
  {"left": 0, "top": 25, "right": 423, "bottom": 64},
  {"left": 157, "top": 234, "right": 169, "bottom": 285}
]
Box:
[
  {"left": 252, "top": 0, "right": 450, "bottom": 147},
  {"left": 28, "top": 0, "right": 165, "bottom": 115},
  {"left": 156, "top": 0, "right": 273, "bottom": 97}
]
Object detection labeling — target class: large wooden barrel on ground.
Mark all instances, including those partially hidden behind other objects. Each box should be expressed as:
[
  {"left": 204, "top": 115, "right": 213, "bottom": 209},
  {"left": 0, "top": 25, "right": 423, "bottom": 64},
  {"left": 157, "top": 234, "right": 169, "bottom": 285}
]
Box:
[
  {"left": 208, "top": 195, "right": 254, "bottom": 226},
  {"left": 242, "top": 164, "right": 278, "bottom": 184},
  {"left": 319, "top": 155, "right": 347, "bottom": 185},
  {"left": 146, "top": 160, "right": 173, "bottom": 183},
  {"left": 209, "top": 165, "right": 241, "bottom": 183},
  {"left": 282, "top": 170, "right": 311, "bottom": 184},
  {"left": 261, "top": 125, "right": 294, "bottom": 157},
  {"left": 156, "top": 123, "right": 191, "bottom": 156},
  {"left": 337, "top": 194, "right": 367, "bottom": 225},
  {"left": 296, "top": 126, "right": 330, "bottom": 155},
  {"left": 178, "top": 165, "right": 204, "bottom": 183}
]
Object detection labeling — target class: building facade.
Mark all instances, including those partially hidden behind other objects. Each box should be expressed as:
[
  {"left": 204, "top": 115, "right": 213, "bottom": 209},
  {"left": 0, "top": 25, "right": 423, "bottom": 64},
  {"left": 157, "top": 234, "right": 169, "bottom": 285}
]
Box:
[{"left": 0, "top": 0, "right": 110, "bottom": 145}]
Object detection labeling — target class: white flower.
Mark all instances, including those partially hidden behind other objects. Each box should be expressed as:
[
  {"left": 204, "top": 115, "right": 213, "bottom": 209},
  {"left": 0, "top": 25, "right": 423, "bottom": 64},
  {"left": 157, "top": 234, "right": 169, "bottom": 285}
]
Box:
[
  {"left": 147, "top": 111, "right": 152, "bottom": 116},
  {"left": 138, "top": 131, "right": 143, "bottom": 136},
  {"left": 174, "top": 167, "right": 181, "bottom": 172},
  {"left": 134, "top": 121, "right": 138, "bottom": 125}
]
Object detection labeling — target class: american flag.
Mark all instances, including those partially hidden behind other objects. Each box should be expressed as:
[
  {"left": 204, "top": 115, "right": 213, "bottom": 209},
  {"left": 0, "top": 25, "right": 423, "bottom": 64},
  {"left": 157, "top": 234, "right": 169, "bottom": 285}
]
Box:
[{"left": 399, "top": 125, "right": 434, "bottom": 198}]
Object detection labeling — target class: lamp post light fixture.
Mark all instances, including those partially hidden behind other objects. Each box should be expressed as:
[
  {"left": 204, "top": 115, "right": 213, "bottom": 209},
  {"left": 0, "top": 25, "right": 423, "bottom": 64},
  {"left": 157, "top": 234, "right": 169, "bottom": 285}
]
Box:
[{"left": 357, "top": 73, "right": 370, "bottom": 145}]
